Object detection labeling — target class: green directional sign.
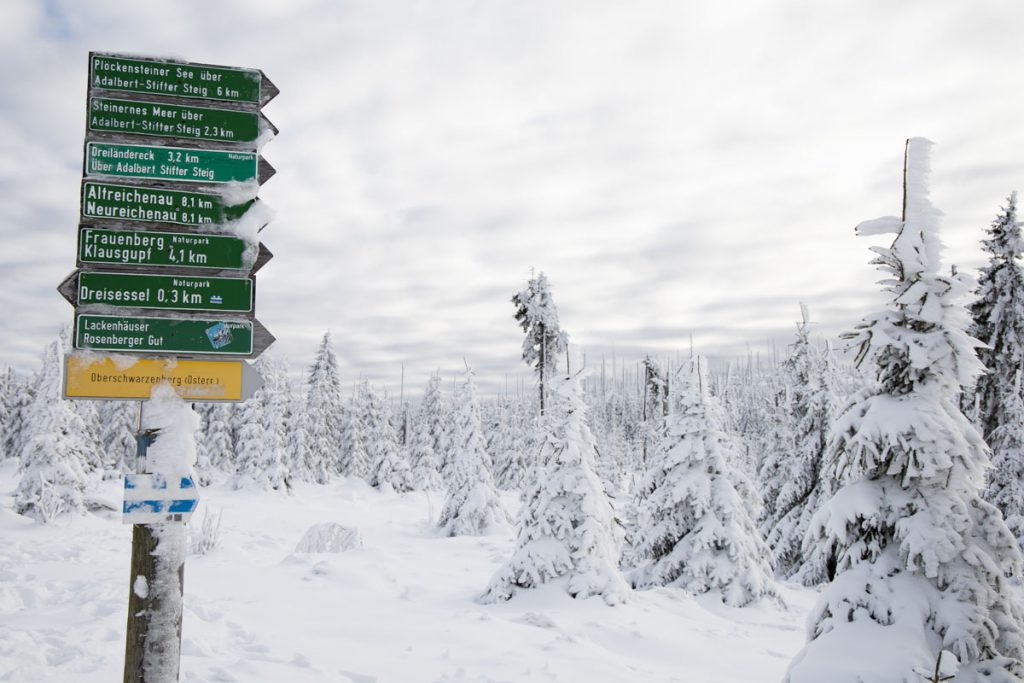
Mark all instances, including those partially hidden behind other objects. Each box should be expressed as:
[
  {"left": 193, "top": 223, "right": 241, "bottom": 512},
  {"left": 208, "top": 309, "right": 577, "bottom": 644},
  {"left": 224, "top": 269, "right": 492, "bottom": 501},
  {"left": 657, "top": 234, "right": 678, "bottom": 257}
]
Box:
[
  {"left": 81, "top": 181, "right": 253, "bottom": 226},
  {"left": 86, "top": 142, "right": 257, "bottom": 183},
  {"left": 78, "top": 271, "right": 252, "bottom": 312},
  {"left": 78, "top": 226, "right": 252, "bottom": 270},
  {"left": 76, "top": 314, "right": 253, "bottom": 355},
  {"left": 88, "top": 97, "right": 260, "bottom": 143},
  {"left": 91, "top": 54, "right": 261, "bottom": 104}
]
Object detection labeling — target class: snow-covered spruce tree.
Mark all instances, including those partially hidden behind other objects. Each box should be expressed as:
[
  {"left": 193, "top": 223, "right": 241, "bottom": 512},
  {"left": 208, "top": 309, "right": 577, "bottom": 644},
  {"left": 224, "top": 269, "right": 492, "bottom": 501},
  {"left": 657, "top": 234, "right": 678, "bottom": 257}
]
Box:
[
  {"left": 640, "top": 356, "right": 668, "bottom": 468},
  {"left": 438, "top": 367, "right": 507, "bottom": 536},
  {"left": 512, "top": 271, "right": 569, "bottom": 417},
  {"left": 967, "top": 192, "right": 1024, "bottom": 546},
  {"left": 987, "top": 371, "right": 1024, "bottom": 547},
  {"left": 15, "top": 338, "right": 94, "bottom": 522},
  {"left": 98, "top": 400, "right": 138, "bottom": 478},
  {"left": 482, "top": 371, "right": 629, "bottom": 604},
  {"left": 192, "top": 404, "right": 214, "bottom": 486},
  {"left": 630, "top": 356, "right": 778, "bottom": 606},
  {"left": 784, "top": 139, "right": 1024, "bottom": 683},
  {"left": 304, "top": 332, "right": 345, "bottom": 482},
  {"left": 764, "top": 305, "right": 840, "bottom": 582},
  {"left": 286, "top": 390, "right": 314, "bottom": 483},
  {"left": 203, "top": 403, "right": 235, "bottom": 474},
  {"left": 363, "top": 381, "right": 412, "bottom": 492},
  {"left": 406, "top": 376, "right": 444, "bottom": 491},
  {"left": 340, "top": 385, "right": 371, "bottom": 480},
  {"left": 4, "top": 369, "right": 34, "bottom": 462},
  {"left": 232, "top": 356, "right": 290, "bottom": 490},
  {"left": 755, "top": 384, "right": 792, "bottom": 531},
  {"left": 0, "top": 367, "right": 15, "bottom": 459}
]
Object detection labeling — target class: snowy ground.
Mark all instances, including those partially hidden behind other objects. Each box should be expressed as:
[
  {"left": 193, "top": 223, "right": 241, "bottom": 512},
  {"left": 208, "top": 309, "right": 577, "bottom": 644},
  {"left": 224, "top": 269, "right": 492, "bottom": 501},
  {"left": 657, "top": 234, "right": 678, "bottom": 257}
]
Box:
[{"left": 0, "top": 460, "right": 815, "bottom": 682}]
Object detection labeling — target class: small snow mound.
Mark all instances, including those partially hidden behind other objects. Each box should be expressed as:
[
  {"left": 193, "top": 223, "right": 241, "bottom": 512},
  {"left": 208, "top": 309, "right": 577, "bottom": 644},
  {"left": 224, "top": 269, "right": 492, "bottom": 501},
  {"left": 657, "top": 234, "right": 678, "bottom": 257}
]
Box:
[{"left": 295, "top": 523, "right": 363, "bottom": 554}]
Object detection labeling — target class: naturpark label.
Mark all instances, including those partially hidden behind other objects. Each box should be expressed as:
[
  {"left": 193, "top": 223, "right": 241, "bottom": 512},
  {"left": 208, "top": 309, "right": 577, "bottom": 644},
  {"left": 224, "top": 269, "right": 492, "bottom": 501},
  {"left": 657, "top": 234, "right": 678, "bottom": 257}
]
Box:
[
  {"left": 90, "top": 54, "right": 261, "bottom": 104},
  {"left": 78, "top": 226, "right": 251, "bottom": 270},
  {"left": 88, "top": 97, "right": 260, "bottom": 143},
  {"left": 64, "top": 355, "right": 250, "bottom": 401},
  {"left": 86, "top": 142, "right": 257, "bottom": 183},
  {"left": 78, "top": 271, "right": 253, "bottom": 313},
  {"left": 81, "top": 181, "right": 252, "bottom": 226},
  {"left": 76, "top": 314, "right": 253, "bottom": 355}
]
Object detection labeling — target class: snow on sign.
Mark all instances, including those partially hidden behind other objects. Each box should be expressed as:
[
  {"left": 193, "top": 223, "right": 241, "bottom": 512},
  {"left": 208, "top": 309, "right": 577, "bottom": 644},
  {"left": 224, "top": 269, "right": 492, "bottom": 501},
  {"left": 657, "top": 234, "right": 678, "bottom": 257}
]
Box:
[
  {"left": 123, "top": 473, "right": 199, "bottom": 524},
  {"left": 89, "top": 53, "right": 278, "bottom": 107},
  {"left": 60, "top": 51, "right": 278, "bottom": 405},
  {"left": 85, "top": 142, "right": 264, "bottom": 184},
  {"left": 63, "top": 355, "right": 263, "bottom": 402}
]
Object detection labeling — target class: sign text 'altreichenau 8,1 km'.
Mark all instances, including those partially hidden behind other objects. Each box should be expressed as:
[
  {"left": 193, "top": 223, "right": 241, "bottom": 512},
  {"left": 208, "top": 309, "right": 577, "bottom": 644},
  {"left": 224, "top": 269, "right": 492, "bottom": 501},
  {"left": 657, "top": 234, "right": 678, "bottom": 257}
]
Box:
[
  {"left": 81, "top": 181, "right": 253, "bottom": 226},
  {"left": 86, "top": 142, "right": 257, "bottom": 183},
  {"left": 78, "top": 226, "right": 252, "bottom": 270}
]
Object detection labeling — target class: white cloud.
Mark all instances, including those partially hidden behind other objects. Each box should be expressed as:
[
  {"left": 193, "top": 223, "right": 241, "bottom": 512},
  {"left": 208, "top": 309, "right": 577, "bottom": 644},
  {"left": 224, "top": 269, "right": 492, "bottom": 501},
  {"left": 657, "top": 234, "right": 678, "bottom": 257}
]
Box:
[{"left": 0, "top": 0, "right": 1021, "bottom": 394}]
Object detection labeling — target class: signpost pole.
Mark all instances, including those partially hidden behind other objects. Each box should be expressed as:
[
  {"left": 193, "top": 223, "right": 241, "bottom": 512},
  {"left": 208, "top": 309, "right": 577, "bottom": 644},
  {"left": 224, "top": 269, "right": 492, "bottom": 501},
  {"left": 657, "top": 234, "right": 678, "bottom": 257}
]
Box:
[
  {"left": 123, "top": 415, "right": 185, "bottom": 683},
  {"left": 62, "top": 52, "right": 278, "bottom": 682}
]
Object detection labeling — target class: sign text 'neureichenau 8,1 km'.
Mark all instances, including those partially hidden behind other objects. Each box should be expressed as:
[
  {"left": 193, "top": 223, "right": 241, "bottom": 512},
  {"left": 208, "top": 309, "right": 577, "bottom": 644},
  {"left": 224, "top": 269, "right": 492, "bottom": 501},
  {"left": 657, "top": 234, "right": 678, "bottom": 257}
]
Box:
[
  {"left": 88, "top": 97, "right": 260, "bottom": 143},
  {"left": 78, "top": 226, "right": 252, "bottom": 270},
  {"left": 86, "top": 142, "right": 257, "bottom": 183},
  {"left": 81, "top": 181, "right": 253, "bottom": 226},
  {"left": 78, "top": 271, "right": 253, "bottom": 312},
  {"left": 91, "top": 54, "right": 261, "bottom": 104}
]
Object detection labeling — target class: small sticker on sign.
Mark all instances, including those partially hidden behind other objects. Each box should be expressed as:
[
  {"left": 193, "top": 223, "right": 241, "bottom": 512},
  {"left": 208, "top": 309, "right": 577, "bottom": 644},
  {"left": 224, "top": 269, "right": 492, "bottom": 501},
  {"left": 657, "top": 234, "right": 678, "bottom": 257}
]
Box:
[{"left": 206, "top": 322, "right": 233, "bottom": 349}]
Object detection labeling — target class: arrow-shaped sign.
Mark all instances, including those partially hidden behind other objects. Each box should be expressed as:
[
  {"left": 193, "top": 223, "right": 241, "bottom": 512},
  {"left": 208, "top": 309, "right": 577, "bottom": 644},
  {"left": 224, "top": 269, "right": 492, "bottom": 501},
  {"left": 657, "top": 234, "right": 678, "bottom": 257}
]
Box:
[
  {"left": 75, "top": 313, "right": 275, "bottom": 358},
  {"left": 85, "top": 142, "right": 274, "bottom": 185},
  {"left": 77, "top": 225, "right": 268, "bottom": 272},
  {"left": 87, "top": 96, "right": 277, "bottom": 145},
  {"left": 60, "top": 270, "right": 253, "bottom": 313},
  {"left": 89, "top": 53, "right": 278, "bottom": 108},
  {"left": 81, "top": 181, "right": 262, "bottom": 229},
  {"left": 64, "top": 354, "right": 264, "bottom": 402}
]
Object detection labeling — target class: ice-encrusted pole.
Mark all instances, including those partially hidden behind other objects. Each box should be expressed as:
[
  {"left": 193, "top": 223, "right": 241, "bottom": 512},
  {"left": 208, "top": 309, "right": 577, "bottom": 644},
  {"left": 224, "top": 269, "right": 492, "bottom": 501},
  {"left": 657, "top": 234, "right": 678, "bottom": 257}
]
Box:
[{"left": 123, "top": 385, "right": 200, "bottom": 683}]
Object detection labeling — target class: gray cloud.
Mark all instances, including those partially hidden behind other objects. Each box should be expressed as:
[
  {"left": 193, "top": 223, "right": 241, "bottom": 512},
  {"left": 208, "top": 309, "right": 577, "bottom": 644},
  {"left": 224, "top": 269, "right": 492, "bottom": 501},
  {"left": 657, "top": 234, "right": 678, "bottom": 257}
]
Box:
[{"left": 1, "top": 0, "right": 1022, "bottom": 396}]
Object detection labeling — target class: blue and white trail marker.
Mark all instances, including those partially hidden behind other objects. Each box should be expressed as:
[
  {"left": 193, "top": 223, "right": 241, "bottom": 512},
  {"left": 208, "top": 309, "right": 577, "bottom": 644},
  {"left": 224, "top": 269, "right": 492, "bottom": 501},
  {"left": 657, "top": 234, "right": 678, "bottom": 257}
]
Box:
[{"left": 123, "top": 473, "right": 199, "bottom": 524}]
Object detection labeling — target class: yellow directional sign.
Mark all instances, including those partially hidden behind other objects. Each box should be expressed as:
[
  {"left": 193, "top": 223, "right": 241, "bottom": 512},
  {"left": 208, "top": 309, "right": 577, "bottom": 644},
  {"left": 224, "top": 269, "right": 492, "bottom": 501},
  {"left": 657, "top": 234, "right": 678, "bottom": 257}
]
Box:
[{"left": 64, "top": 354, "right": 262, "bottom": 402}]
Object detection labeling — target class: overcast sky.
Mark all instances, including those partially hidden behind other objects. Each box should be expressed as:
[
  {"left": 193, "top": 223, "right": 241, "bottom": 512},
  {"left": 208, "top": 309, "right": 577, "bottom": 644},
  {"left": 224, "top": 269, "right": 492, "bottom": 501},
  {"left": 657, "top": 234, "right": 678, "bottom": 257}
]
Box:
[{"left": 2, "top": 0, "right": 1022, "bottom": 395}]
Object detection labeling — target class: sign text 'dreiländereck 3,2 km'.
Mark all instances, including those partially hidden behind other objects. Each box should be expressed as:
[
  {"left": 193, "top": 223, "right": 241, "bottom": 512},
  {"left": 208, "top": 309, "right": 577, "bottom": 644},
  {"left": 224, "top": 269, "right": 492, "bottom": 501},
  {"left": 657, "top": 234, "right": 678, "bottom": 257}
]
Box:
[{"left": 86, "top": 142, "right": 257, "bottom": 183}]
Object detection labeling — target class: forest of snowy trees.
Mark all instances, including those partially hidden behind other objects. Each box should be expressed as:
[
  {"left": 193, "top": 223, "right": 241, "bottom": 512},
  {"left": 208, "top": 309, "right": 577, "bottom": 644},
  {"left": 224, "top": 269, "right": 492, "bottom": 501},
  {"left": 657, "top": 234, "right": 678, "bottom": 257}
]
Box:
[{"left": 2, "top": 140, "right": 1024, "bottom": 681}]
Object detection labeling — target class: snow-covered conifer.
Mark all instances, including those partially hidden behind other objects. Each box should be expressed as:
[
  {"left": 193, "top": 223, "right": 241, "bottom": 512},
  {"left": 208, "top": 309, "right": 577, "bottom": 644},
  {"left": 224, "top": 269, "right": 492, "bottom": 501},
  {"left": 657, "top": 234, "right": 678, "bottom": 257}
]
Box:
[
  {"left": 98, "top": 401, "right": 138, "bottom": 477},
  {"left": 483, "top": 371, "right": 628, "bottom": 604},
  {"left": 304, "top": 332, "right": 345, "bottom": 481},
  {"left": 438, "top": 368, "right": 507, "bottom": 536},
  {"left": 512, "top": 271, "right": 569, "bottom": 416},
  {"left": 363, "top": 381, "right": 412, "bottom": 491},
  {"left": 0, "top": 367, "right": 16, "bottom": 460},
  {"left": 203, "top": 403, "right": 235, "bottom": 473},
  {"left": 406, "top": 375, "right": 444, "bottom": 491},
  {"left": 785, "top": 139, "right": 1024, "bottom": 683},
  {"left": 340, "top": 390, "right": 370, "bottom": 479},
  {"left": 764, "top": 306, "right": 839, "bottom": 582},
  {"left": 232, "top": 356, "right": 290, "bottom": 490},
  {"left": 631, "top": 357, "right": 778, "bottom": 606},
  {"left": 14, "top": 338, "right": 94, "bottom": 522},
  {"left": 967, "top": 192, "right": 1024, "bottom": 545}
]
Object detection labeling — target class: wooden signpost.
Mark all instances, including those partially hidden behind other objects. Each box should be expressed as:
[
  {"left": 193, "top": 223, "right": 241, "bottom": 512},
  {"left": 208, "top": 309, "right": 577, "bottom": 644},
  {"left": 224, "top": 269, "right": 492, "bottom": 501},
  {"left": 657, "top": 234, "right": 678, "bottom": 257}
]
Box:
[{"left": 59, "top": 52, "right": 279, "bottom": 683}]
